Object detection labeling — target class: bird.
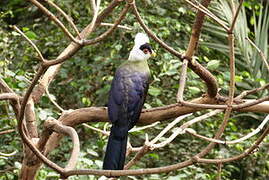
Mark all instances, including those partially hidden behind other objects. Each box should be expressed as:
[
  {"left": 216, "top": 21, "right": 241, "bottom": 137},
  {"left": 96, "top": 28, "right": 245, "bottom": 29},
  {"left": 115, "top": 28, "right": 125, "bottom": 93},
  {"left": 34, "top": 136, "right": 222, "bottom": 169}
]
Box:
[{"left": 103, "top": 33, "right": 156, "bottom": 171}]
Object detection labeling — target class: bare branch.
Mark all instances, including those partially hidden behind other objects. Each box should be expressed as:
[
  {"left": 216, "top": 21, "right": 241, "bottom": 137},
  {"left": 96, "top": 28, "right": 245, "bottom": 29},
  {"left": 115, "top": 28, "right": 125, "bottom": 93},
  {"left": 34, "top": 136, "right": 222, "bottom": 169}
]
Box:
[
  {"left": 24, "top": 98, "right": 38, "bottom": 138},
  {"left": 197, "top": 125, "right": 269, "bottom": 164},
  {"left": 45, "top": 87, "right": 65, "bottom": 112},
  {"left": 44, "top": 118, "right": 80, "bottom": 171},
  {"left": 42, "top": 1, "right": 129, "bottom": 66},
  {"left": 44, "top": 0, "right": 82, "bottom": 39},
  {"left": 82, "top": 3, "right": 130, "bottom": 46},
  {"left": 100, "top": 22, "right": 132, "bottom": 31},
  {"left": 246, "top": 37, "right": 269, "bottom": 72},
  {"left": 235, "top": 83, "right": 269, "bottom": 99},
  {"left": 83, "top": 123, "right": 109, "bottom": 136},
  {"left": 187, "top": 114, "right": 269, "bottom": 145},
  {"left": 0, "top": 93, "right": 19, "bottom": 101},
  {"left": 185, "top": 0, "right": 229, "bottom": 31},
  {"left": 152, "top": 110, "right": 222, "bottom": 149},
  {"left": 150, "top": 114, "right": 192, "bottom": 145},
  {"left": 0, "top": 150, "right": 17, "bottom": 157},
  {"left": 129, "top": 121, "right": 160, "bottom": 133},
  {"left": 90, "top": 0, "right": 97, "bottom": 13},
  {"left": 229, "top": 0, "right": 244, "bottom": 32},
  {"left": 12, "top": 25, "right": 45, "bottom": 62},
  {"left": 0, "top": 129, "right": 15, "bottom": 135},
  {"left": 27, "top": 0, "right": 82, "bottom": 45}
]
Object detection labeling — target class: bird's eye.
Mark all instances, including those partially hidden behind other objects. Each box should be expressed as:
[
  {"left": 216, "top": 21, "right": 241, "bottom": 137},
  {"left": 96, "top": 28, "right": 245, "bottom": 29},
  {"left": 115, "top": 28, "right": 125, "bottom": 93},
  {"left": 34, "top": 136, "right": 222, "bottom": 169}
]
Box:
[{"left": 143, "top": 49, "right": 149, "bottom": 54}]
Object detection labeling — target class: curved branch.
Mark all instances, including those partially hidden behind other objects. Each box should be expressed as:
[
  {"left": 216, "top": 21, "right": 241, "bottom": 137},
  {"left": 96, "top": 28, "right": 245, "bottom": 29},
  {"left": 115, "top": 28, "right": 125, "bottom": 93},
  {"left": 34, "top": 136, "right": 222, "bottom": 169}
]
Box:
[
  {"left": 0, "top": 93, "right": 19, "bottom": 101},
  {"left": 27, "top": 0, "right": 82, "bottom": 45},
  {"left": 44, "top": 118, "right": 80, "bottom": 171}
]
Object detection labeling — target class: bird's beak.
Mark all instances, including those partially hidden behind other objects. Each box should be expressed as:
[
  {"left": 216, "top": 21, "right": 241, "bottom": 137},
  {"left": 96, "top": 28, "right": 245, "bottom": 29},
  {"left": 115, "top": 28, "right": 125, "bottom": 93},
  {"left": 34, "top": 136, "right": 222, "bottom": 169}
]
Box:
[{"left": 151, "top": 50, "right": 156, "bottom": 57}]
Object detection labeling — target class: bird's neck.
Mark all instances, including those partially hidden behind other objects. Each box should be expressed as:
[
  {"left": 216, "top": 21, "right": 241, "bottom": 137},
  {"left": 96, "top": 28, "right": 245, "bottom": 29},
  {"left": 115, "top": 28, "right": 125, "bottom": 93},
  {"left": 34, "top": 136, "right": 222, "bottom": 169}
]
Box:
[{"left": 124, "top": 59, "right": 150, "bottom": 73}]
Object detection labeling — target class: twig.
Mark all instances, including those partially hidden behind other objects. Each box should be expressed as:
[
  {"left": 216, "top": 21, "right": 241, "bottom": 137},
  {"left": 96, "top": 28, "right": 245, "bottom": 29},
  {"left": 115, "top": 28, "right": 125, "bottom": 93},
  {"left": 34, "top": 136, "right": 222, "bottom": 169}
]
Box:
[
  {"left": 180, "top": 109, "right": 223, "bottom": 129},
  {"left": 100, "top": 23, "right": 133, "bottom": 31},
  {"left": 152, "top": 110, "right": 222, "bottom": 149},
  {"left": 28, "top": 0, "right": 82, "bottom": 45},
  {"left": 150, "top": 114, "right": 192, "bottom": 144},
  {"left": 86, "top": 0, "right": 101, "bottom": 38},
  {"left": 129, "top": 121, "right": 160, "bottom": 133},
  {"left": 185, "top": 0, "right": 229, "bottom": 31},
  {"left": 229, "top": 0, "right": 244, "bottom": 32},
  {"left": 186, "top": 114, "right": 269, "bottom": 144},
  {"left": 198, "top": 125, "right": 269, "bottom": 164},
  {"left": 82, "top": 3, "right": 130, "bottom": 45},
  {"left": 44, "top": 0, "right": 82, "bottom": 39},
  {"left": 246, "top": 37, "right": 269, "bottom": 72},
  {"left": 235, "top": 83, "right": 269, "bottom": 100},
  {"left": 12, "top": 25, "right": 45, "bottom": 62},
  {"left": 0, "top": 129, "right": 15, "bottom": 135},
  {"left": 45, "top": 87, "right": 65, "bottom": 112},
  {"left": 90, "top": 0, "right": 97, "bottom": 13},
  {"left": 83, "top": 123, "right": 109, "bottom": 136},
  {"left": 0, "top": 150, "right": 17, "bottom": 157}
]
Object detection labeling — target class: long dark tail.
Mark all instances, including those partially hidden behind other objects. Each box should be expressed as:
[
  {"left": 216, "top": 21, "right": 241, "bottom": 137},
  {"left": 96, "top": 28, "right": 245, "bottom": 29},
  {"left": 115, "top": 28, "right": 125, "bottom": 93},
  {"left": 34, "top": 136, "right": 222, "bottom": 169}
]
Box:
[{"left": 103, "top": 125, "right": 128, "bottom": 170}]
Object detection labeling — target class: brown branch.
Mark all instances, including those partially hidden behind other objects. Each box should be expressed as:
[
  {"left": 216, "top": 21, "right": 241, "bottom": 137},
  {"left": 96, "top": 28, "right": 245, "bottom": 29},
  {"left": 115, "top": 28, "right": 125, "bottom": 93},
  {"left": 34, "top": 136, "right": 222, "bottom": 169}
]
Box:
[
  {"left": 196, "top": 16, "right": 237, "bottom": 158},
  {"left": 12, "top": 25, "right": 45, "bottom": 62},
  {"left": 197, "top": 125, "right": 269, "bottom": 164},
  {"left": 44, "top": 0, "right": 82, "bottom": 39},
  {"left": 24, "top": 98, "right": 38, "bottom": 138},
  {"left": 44, "top": 118, "right": 80, "bottom": 171},
  {"left": 27, "top": 0, "right": 82, "bottom": 45},
  {"left": 246, "top": 37, "right": 269, "bottom": 72},
  {"left": 185, "top": 0, "right": 211, "bottom": 57},
  {"left": 0, "top": 93, "right": 19, "bottom": 101},
  {"left": 185, "top": 0, "right": 229, "bottom": 31},
  {"left": 235, "top": 83, "right": 269, "bottom": 99},
  {"left": 0, "top": 78, "right": 20, "bottom": 117},
  {"left": 229, "top": 0, "right": 244, "bottom": 32},
  {"left": 100, "top": 22, "right": 133, "bottom": 31},
  {"left": 82, "top": 4, "right": 130, "bottom": 46},
  {"left": 0, "top": 129, "right": 15, "bottom": 135}
]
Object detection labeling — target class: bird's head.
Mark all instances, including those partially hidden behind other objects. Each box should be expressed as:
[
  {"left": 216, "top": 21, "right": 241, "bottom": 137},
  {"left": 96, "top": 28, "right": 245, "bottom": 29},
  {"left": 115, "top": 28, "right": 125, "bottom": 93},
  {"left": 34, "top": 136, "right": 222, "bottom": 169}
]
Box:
[{"left": 128, "top": 33, "right": 156, "bottom": 61}]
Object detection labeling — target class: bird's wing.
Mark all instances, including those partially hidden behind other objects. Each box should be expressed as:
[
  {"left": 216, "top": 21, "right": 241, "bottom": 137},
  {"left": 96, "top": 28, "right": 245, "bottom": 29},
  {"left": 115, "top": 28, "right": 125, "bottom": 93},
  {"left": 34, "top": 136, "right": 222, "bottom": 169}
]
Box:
[{"left": 108, "top": 67, "right": 149, "bottom": 129}]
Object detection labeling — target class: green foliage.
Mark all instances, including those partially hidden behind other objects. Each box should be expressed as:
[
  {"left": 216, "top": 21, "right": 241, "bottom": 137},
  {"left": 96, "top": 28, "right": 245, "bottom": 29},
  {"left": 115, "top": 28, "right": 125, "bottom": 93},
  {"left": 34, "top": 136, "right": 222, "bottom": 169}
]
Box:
[{"left": 0, "top": 0, "right": 268, "bottom": 179}]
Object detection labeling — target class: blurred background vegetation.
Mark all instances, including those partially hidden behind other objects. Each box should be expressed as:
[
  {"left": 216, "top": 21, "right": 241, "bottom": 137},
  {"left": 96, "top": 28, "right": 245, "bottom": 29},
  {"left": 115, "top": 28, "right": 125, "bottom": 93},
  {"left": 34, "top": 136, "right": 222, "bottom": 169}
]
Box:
[{"left": 0, "top": 0, "right": 268, "bottom": 179}]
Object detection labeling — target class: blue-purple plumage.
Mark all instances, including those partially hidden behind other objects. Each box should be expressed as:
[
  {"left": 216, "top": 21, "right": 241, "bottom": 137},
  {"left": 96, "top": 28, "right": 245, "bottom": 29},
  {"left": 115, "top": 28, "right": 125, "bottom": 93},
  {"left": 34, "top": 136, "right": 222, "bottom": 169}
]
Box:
[{"left": 103, "top": 63, "right": 150, "bottom": 171}]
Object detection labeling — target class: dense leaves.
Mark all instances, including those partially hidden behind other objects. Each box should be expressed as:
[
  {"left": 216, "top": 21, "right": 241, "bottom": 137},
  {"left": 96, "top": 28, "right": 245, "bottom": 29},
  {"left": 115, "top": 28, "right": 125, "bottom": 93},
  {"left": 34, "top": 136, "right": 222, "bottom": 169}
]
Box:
[{"left": 0, "top": 0, "right": 268, "bottom": 179}]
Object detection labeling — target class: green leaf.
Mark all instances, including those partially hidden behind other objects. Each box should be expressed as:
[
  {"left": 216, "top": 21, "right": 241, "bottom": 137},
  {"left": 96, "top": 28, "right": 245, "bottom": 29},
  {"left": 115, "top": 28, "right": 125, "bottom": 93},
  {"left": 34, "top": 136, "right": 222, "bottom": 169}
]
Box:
[
  {"left": 188, "top": 86, "right": 200, "bottom": 94},
  {"left": 207, "top": 60, "right": 220, "bottom": 70},
  {"left": 25, "top": 31, "right": 37, "bottom": 40},
  {"left": 148, "top": 86, "right": 161, "bottom": 97}
]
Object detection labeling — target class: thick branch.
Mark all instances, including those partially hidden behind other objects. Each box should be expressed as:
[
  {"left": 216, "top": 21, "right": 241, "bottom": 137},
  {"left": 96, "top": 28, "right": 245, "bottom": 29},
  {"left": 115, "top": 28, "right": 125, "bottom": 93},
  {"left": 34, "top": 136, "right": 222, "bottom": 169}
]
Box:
[{"left": 44, "top": 118, "right": 80, "bottom": 171}]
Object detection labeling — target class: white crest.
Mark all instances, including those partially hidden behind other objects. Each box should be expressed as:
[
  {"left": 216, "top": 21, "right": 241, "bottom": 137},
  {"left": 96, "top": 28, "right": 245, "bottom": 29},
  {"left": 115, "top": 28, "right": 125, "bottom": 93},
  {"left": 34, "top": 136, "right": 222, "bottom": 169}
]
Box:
[{"left": 134, "top": 33, "right": 149, "bottom": 46}]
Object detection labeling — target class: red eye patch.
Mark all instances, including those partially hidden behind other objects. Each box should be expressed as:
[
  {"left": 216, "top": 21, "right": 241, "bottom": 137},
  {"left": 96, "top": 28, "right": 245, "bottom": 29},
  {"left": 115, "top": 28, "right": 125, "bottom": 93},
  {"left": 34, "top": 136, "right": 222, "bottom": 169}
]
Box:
[{"left": 143, "top": 49, "right": 149, "bottom": 54}]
